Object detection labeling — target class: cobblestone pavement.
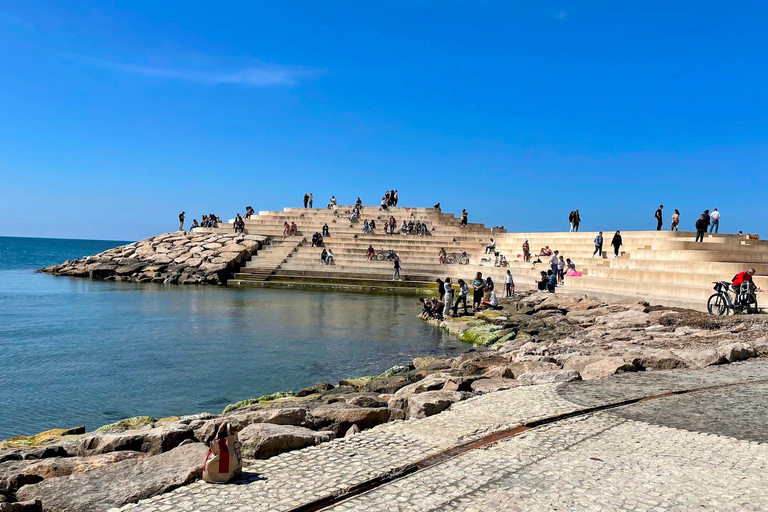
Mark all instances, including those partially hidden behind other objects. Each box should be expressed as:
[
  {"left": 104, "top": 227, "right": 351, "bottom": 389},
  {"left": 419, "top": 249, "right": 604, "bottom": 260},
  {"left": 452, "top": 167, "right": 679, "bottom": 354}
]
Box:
[{"left": 117, "top": 360, "right": 768, "bottom": 512}]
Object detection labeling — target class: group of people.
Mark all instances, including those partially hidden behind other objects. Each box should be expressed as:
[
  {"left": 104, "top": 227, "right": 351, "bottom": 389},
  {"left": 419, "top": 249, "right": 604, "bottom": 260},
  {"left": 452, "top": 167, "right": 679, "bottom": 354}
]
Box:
[
  {"left": 533, "top": 245, "right": 578, "bottom": 290},
  {"left": 592, "top": 231, "right": 624, "bottom": 258},
  {"left": 320, "top": 248, "right": 335, "bottom": 265},
  {"left": 656, "top": 205, "right": 722, "bottom": 237},
  {"left": 568, "top": 210, "right": 581, "bottom": 232},
  {"left": 380, "top": 190, "right": 399, "bottom": 210},
  {"left": 422, "top": 271, "right": 513, "bottom": 320},
  {"left": 302, "top": 193, "right": 314, "bottom": 208},
  {"left": 311, "top": 232, "right": 324, "bottom": 247},
  {"left": 283, "top": 222, "right": 299, "bottom": 236}
]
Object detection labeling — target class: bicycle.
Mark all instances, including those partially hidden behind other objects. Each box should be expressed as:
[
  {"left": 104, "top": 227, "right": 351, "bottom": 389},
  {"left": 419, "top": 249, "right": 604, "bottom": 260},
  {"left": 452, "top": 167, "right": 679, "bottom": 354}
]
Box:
[
  {"left": 494, "top": 252, "right": 508, "bottom": 267},
  {"left": 375, "top": 250, "right": 399, "bottom": 262},
  {"left": 707, "top": 281, "right": 759, "bottom": 315},
  {"left": 446, "top": 252, "right": 470, "bottom": 265}
]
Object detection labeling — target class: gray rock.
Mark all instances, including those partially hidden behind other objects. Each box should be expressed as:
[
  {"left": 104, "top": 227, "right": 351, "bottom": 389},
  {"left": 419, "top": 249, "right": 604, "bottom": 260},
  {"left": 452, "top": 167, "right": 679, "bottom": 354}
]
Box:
[
  {"left": 193, "top": 408, "right": 312, "bottom": 443},
  {"left": 407, "top": 391, "right": 467, "bottom": 419},
  {"left": 77, "top": 425, "right": 193, "bottom": 456},
  {"left": 238, "top": 424, "right": 334, "bottom": 459},
  {"left": 295, "top": 382, "right": 334, "bottom": 397},
  {"left": 717, "top": 342, "right": 756, "bottom": 363},
  {"left": 581, "top": 357, "right": 637, "bottom": 380},
  {"left": 470, "top": 378, "right": 520, "bottom": 394},
  {"left": 309, "top": 405, "right": 391, "bottom": 436},
  {"left": 517, "top": 369, "right": 581, "bottom": 385},
  {"left": 344, "top": 425, "right": 361, "bottom": 437},
  {"left": 363, "top": 374, "right": 422, "bottom": 394},
  {"left": 0, "top": 500, "right": 43, "bottom": 512},
  {"left": 481, "top": 366, "right": 516, "bottom": 379},
  {"left": 16, "top": 443, "right": 207, "bottom": 512}
]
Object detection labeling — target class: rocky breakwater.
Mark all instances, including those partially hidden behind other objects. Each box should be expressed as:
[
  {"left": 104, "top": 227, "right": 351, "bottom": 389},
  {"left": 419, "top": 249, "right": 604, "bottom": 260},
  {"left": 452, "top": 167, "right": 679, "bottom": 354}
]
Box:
[
  {"left": 39, "top": 232, "right": 267, "bottom": 285},
  {"left": 423, "top": 291, "right": 768, "bottom": 378},
  {"left": 4, "top": 293, "right": 768, "bottom": 511}
]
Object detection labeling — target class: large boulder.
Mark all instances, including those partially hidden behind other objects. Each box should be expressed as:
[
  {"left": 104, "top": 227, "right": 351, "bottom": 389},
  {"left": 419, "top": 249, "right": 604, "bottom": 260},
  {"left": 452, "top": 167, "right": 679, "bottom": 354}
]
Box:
[
  {"left": 387, "top": 373, "right": 452, "bottom": 410},
  {"left": 0, "top": 500, "right": 42, "bottom": 512},
  {"left": 15, "top": 443, "right": 208, "bottom": 512},
  {"left": 238, "top": 424, "right": 334, "bottom": 459},
  {"left": 630, "top": 349, "right": 687, "bottom": 370},
  {"left": 295, "top": 382, "right": 334, "bottom": 397},
  {"left": 363, "top": 374, "right": 422, "bottom": 394},
  {"left": 517, "top": 370, "right": 581, "bottom": 385},
  {"left": 407, "top": 391, "right": 467, "bottom": 419},
  {"left": 580, "top": 357, "right": 637, "bottom": 380},
  {"left": 673, "top": 348, "right": 727, "bottom": 369},
  {"left": 192, "top": 408, "right": 312, "bottom": 443},
  {"left": 716, "top": 342, "right": 756, "bottom": 363},
  {"left": 77, "top": 425, "right": 193, "bottom": 456},
  {"left": 507, "top": 360, "right": 560, "bottom": 375},
  {"left": 309, "top": 406, "right": 390, "bottom": 436}
]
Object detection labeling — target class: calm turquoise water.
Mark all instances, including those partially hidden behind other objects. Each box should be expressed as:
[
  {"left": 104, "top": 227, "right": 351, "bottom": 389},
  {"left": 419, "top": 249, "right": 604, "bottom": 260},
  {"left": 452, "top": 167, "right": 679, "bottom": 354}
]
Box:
[{"left": 0, "top": 236, "right": 463, "bottom": 439}]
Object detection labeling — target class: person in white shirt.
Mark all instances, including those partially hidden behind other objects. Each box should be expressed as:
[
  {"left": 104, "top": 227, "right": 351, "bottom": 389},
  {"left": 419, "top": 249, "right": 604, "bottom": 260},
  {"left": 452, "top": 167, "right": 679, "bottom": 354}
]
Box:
[
  {"left": 710, "top": 208, "right": 721, "bottom": 233},
  {"left": 549, "top": 251, "right": 560, "bottom": 275},
  {"left": 481, "top": 290, "right": 498, "bottom": 309},
  {"left": 443, "top": 277, "right": 454, "bottom": 318},
  {"left": 485, "top": 238, "right": 496, "bottom": 254},
  {"left": 504, "top": 270, "right": 515, "bottom": 297}
]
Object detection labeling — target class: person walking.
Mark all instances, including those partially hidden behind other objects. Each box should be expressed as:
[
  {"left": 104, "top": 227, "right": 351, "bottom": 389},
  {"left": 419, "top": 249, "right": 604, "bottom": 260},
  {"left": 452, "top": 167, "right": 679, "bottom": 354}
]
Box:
[
  {"left": 178, "top": 211, "right": 185, "bottom": 232},
  {"left": 655, "top": 205, "right": 664, "bottom": 230},
  {"left": 710, "top": 208, "right": 720, "bottom": 233},
  {"left": 522, "top": 239, "right": 530, "bottom": 262},
  {"left": 611, "top": 230, "right": 623, "bottom": 258},
  {"left": 573, "top": 209, "right": 581, "bottom": 232},
  {"left": 504, "top": 270, "right": 515, "bottom": 297},
  {"left": 671, "top": 209, "right": 680, "bottom": 231},
  {"left": 452, "top": 279, "right": 469, "bottom": 316},
  {"left": 392, "top": 257, "right": 401, "bottom": 280},
  {"left": 443, "top": 277, "right": 454, "bottom": 318},
  {"left": 471, "top": 272, "right": 485, "bottom": 312},
  {"left": 568, "top": 210, "right": 575, "bottom": 232},
  {"left": 593, "top": 232, "right": 603, "bottom": 258},
  {"left": 308, "top": 193, "right": 313, "bottom": 208},
  {"left": 695, "top": 214, "right": 707, "bottom": 242},
  {"left": 393, "top": 190, "right": 398, "bottom": 206},
  {"left": 303, "top": 193, "right": 309, "bottom": 208}
]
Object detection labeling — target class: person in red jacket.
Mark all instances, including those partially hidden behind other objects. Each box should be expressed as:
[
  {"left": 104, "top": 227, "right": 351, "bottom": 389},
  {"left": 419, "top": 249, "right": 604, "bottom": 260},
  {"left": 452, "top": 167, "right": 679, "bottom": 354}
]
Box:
[{"left": 732, "top": 269, "right": 763, "bottom": 307}]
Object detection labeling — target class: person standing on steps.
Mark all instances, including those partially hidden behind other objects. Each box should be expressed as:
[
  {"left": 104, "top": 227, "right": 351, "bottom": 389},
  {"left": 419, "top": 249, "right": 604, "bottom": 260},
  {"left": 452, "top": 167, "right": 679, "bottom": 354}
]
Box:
[
  {"left": 655, "top": 205, "right": 664, "bottom": 230},
  {"left": 322, "top": 223, "right": 330, "bottom": 237},
  {"left": 522, "top": 239, "right": 530, "bottom": 262},
  {"left": 308, "top": 193, "right": 313, "bottom": 208},
  {"left": 178, "top": 211, "right": 185, "bottom": 232},
  {"left": 443, "top": 277, "right": 454, "bottom": 318},
  {"left": 504, "top": 270, "right": 515, "bottom": 297},
  {"left": 695, "top": 214, "right": 707, "bottom": 242},
  {"left": 710, "top": 208, "right": 720, "bottom": 233},
  {"left": 573, "top": 209, "right": 581, "bottom": 232},
  {"left": 392, "top": 257, "right": 401, "bottom": 281},
  {"left": 593, "top": 231, "right": 603, "bottom": 258},
  {"left": 611, "top": 230, "right": 623, "bottom": 258},
  {"left": 671, "top": 209, "right": 680, "bottom": 231},
  {"left": 460, "top": 209, "right": 468, "bottom": 227},
  {"left": 394, "top": 190, "right": 399, "bottom": 206},
  {"left": 569, "top": 210, "right": 576, "bottom": 232},
  {"left": 549, "top": 250, "right": 560, "bottom": 276}
]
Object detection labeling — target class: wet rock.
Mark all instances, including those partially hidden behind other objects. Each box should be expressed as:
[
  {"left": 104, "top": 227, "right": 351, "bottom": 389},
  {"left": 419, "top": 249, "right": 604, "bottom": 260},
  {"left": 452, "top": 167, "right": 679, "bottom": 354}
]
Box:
[
  {"left": 16, "top": 443, "right": 208, "bottom": 512},
  {"left": 580, "top": 357, "right": 636, "bottom": 380},
  {"left": 309, "top": 405, "right": 390, "bottom": 436},
  {"left": 363, "top": 374, "right": 423, "bottom": 394},
  {"left": 517, "top": 369, "right": 581, "bottom": 385},
  {"left": 238, "top": 424, "right": 334, "bottom": 459},
  {"left": 295, "top": 382, "right": 335, "bottom": 397},
  {"left": 407, "top": 391, "right": 467, "bottom": 419}
]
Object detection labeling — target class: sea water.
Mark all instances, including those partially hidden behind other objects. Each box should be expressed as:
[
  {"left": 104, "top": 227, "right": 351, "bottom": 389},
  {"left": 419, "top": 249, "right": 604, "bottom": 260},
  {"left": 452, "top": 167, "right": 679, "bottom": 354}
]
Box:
[{"left": 0, "top": 236, "right": 463, "bottom": 438}]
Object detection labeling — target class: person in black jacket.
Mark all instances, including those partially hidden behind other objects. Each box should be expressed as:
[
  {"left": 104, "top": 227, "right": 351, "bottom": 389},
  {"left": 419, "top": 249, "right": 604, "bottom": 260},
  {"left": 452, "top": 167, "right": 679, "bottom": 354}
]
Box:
[
  {"left": 611, "top": 230, "right": 623, "bottom": 258},
  {"left": 655, "top": 205, "right": 664, "bottom": 230},
  {"left": 695, "top": 214, "right": 707, "bottom": 242}
]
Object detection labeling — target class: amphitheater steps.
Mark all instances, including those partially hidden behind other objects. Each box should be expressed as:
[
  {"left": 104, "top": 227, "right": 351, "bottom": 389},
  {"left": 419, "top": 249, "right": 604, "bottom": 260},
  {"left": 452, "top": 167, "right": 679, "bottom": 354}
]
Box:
[{"left": 237, "top": 237, "right": 306, "bottom": 282}]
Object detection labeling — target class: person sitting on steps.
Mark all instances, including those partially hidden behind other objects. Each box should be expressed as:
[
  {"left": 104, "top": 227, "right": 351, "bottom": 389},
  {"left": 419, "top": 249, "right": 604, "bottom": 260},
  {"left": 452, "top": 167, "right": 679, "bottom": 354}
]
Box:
[
  {"left": 485, "top": 238, "right": 496, "bottom": 254},
  {"left": 366, "top": 245, "right": 375, "bottom": 260}
]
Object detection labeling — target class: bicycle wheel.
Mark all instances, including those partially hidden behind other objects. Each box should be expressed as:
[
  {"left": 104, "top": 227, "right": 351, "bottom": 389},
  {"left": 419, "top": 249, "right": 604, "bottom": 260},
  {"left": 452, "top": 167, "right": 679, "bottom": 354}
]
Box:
[
  {"left": 447, "top": 254, "right": 458, "bottom": 264},
  {"left": 376, "top": 252, "right": 385, "bottom": 261},
  {"left": 707, "top": 293, "right": 727, "bottom": 316},
  {"left": 459, "top": 255, "right": 469, "bottom": 265}
]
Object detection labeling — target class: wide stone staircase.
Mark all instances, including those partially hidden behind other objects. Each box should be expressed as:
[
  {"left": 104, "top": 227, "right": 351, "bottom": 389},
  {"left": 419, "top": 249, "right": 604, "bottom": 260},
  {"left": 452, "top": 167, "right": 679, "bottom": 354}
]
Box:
[{"left": 193, "top": 206, "right": 767, "bottom": 310}]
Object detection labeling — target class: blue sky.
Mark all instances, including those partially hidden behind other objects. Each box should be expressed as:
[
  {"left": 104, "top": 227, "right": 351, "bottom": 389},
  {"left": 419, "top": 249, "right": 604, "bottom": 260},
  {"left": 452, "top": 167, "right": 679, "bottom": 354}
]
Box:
[{"left": 1, "top": 1, "right": 766, "bottom": 241}]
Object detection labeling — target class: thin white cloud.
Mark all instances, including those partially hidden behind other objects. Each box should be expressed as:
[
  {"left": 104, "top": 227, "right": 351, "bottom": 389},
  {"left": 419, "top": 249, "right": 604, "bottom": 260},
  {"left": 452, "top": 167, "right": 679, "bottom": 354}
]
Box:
[
  {"left": 557, "top": 11, "right": 567, "bottom": 20},
  {"left": 65, "top": 53, "right": 311, "bottom": 87}
]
